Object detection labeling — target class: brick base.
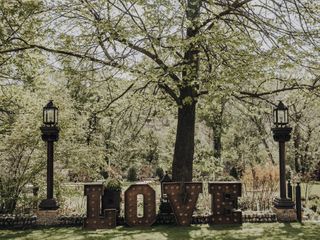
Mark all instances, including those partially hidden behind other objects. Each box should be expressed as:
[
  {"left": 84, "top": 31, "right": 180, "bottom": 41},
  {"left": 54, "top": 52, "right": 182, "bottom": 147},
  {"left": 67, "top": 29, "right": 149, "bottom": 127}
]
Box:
[
  {"left": 273, "top": 207, "right": 297, "bottom": 222},
  {"left": 36, "top": 210, "right": 60, "bottom": 226}
]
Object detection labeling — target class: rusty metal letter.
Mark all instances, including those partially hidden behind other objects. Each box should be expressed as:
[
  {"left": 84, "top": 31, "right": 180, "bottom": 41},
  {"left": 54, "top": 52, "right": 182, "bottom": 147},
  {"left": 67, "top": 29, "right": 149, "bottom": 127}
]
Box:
[
  {"left": 125, "top": 184, "right": 156, "bottom": 227},
  {"left": 84, "top": 184, "right": 116, "bottom": 229},
  {"left": 163, "top": 182, "right": 202, "bottom": 226},
  {"left": 208, "top": 182, "right": 242, "bottom": 225}
]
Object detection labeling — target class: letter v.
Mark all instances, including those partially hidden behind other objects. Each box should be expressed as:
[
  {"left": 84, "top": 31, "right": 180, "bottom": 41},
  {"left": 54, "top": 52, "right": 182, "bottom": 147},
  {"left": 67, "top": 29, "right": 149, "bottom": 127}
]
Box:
[{"left": 163, "top": 182, "right": 202, "bottom": 226}]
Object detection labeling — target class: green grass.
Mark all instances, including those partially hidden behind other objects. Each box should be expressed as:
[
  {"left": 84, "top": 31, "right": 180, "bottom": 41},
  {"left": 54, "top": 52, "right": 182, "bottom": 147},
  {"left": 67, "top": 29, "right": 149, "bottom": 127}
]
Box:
[
  {"left": 1, "top": 222, "right": 319, "bottom": 240},
  {"left": 301, "top": 182, "right": 320, "bottom": 196}
]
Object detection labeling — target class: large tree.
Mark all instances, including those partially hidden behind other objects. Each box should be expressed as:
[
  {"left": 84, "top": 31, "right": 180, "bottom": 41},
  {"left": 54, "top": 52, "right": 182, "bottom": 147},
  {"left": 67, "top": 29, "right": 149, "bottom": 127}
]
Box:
[{"left": 1, "top": 0, "right": 319, "bottom": 181}]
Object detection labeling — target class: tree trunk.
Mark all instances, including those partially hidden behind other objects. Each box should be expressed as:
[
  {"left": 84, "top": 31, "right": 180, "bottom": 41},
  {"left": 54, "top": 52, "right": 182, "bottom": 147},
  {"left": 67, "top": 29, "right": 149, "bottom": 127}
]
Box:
[
  {"left": 212, "top": 100, "right": 225, "bottom": 159},
  {"left": 172, "top": 97, "right": 196, "bottom": 182},
  {"left": 213, "top": 124, "right": 222, "bottom": 159},
  {"left": 252, "top": 116, "right": 275, "bottom": 164},
  {"left": 171, "top": 0, "right": 201, "bottom": 181},
  {"left": 293, "top": 125, "right": 302, "bottom": 173}
]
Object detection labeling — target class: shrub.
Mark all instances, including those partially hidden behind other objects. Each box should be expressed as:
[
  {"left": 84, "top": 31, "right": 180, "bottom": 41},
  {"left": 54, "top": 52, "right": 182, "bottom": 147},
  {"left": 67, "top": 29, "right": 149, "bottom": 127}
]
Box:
[
  {"left": 127, "top": 167, "right": 138, "bottom": 182},
  {"left": 241, "top": 163, "right": 279, "bottom": 211},
  {"left": 229, "top": 167, "right": 239, "bottom": 179},
  {"left": 105, "top": 179, "right": 122, "bottom": 191},
  {"left": 313, "top": 161, "right": 320, "bottom": 181},
  {"left": 138, "top": 164, "right": 153, "bottom": 179},
  {"left": 99, "top": 169, "right": 109, "bottom": 179},
  {"left": 217, "top": 175, "right": 237, "bottom": 181},
  {"left": 155, "top": 167, "right": 164, "bottom": 180}
]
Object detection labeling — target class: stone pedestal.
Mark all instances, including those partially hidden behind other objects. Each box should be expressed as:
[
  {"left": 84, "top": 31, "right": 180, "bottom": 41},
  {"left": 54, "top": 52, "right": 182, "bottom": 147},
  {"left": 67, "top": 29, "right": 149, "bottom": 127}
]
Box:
[
  {"left": 37, "top": 210, "right": 60, "bottom": 226},
  {"left": 273, "top": 197, "right": 295, "bottom": 209},
  {"left": 273, "top": 207, "right": 297, "bottom": 222},
  {"left": 39, "top": 198, "right": 59, "bottom": 210}
]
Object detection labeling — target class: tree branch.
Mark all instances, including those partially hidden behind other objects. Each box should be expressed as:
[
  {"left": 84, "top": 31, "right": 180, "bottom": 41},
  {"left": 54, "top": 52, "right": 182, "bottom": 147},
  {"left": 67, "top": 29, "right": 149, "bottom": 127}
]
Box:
[
  {"left": 158, "top": 82, "right": 180, "bottom": 104},
  {"left": 95, "top": 83, "right": 135, "bottom": 114}
]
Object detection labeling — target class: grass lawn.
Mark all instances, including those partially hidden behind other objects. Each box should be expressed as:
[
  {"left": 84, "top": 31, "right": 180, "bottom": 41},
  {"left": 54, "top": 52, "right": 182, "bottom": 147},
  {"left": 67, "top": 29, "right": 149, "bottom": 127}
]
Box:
[
  {"left": 301, "top": 182, "right": 320, "bottom": 196},
  {"left": 0, "top": 222, "right": 319, "bottom": 240}
]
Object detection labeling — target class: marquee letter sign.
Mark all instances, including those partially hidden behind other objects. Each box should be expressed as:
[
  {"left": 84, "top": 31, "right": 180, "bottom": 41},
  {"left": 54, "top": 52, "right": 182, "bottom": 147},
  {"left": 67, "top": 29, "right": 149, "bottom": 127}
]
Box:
[
  {"left": 84, "top": 184, "right": 117, "bottom": 230},
  {"left": 83, "top": 181, "right": 243, "bottom": 230},
  {"left": 208, "top": 182, "right": 242, "bottom": 225},
  {"left": 125, "top": 184, "right": 156, "bottom": 227},
  {"left": 163, "top": 182, "right": 202, "bottom": 226}
]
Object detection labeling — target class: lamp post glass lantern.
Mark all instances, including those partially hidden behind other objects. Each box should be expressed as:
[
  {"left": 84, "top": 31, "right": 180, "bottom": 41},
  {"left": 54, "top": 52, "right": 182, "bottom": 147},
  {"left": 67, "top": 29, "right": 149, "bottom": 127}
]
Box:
[
  {"left": 39, "top": 100, "right": 60, "bottom": 210},
  {"left": 43, "top": 100, "right": 58, "bottom": 126},
  {"left": 273, "top": 101, "right": 288, "bottom": 127}
]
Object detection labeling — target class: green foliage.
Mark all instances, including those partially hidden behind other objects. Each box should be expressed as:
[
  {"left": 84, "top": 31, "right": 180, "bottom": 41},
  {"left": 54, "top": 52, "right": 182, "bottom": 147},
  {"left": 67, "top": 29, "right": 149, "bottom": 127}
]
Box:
[
  {"left": 193, "top": 146, "right": 224, "bottom": 182},
  {"left": 127, "top": 167, "right": 138, "bottom": 182},
  {"left": 155, "top": 167, "right": 164, "bottom": 180},
  {"left": 99, "top": 169, "right": 109, "bottom": 180},
  {"left": 105, "top": 179, "right": 122, "bottom": 192},
  {"left": 0, "top": 85, "right": 45, "bottom": 213}
]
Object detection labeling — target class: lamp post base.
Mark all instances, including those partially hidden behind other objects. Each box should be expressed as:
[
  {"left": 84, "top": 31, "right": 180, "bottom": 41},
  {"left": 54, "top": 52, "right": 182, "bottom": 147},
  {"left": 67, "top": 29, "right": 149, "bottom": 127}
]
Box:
[
  {"left": 273, "top": 197, "right": 295, "bottom": 209},
  {"left": 39, "top": 198, "right": 59, "bottom": 210},
  {"left": 273, "top": 207, "right": 297, "bottom": 222}
]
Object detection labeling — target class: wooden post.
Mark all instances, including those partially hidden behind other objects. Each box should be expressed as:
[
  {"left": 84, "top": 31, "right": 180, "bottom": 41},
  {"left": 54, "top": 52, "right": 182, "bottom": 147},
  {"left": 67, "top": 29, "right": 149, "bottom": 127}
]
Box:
[
  {"left": 287, "top": 180, "right": 292, "bottom": 200},
  {"left": 296, "top": 183, "right": 302, "bottom": 223}
]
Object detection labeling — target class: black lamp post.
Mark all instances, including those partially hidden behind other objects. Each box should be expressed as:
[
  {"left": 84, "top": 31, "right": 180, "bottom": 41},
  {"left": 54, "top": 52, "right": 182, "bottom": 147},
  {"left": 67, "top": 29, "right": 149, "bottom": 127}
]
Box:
[
  {"left": 39, "top": 100, "right": 60, "bottom": 210},
  {"left": 272, "top": 101, "right": 294, "bottom": 209}
]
